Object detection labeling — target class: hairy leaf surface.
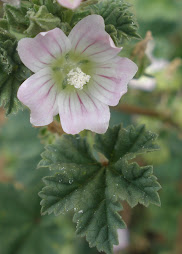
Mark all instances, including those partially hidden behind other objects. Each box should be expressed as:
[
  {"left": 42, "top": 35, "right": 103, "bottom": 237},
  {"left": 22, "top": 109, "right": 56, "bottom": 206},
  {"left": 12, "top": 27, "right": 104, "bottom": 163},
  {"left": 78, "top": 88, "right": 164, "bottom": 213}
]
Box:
[
  {"left": 39, "top": 125, "right": 160, "bottom": 254},
  {"left": 0, "top": 30, "right": 31, "bottom": 114}
]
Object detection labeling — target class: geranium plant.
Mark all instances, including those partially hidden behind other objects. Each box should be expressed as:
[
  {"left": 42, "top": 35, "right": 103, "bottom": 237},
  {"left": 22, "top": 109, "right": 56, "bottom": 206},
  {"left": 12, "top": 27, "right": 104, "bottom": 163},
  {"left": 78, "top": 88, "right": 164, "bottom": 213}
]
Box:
[{"left": 0, "top": 1, "right": 161, "bottom": 253}]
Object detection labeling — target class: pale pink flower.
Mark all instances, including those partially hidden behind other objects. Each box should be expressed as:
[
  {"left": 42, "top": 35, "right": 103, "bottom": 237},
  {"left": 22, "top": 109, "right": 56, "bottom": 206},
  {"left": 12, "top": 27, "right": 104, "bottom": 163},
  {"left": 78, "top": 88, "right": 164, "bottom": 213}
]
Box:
[
  {"left": 17, "top": 15, "right": 138, "bottom": 134},
  {"left": 56, "top": 0, "right": 82, "bottom": 9}
]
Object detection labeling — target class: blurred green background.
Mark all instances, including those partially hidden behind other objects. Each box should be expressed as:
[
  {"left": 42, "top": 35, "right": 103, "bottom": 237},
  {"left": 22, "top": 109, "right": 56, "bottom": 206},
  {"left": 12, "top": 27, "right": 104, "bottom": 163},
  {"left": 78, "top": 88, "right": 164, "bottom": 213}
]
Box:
[{"left": 0, "top": 0, "right": 182, "bottom": 253}]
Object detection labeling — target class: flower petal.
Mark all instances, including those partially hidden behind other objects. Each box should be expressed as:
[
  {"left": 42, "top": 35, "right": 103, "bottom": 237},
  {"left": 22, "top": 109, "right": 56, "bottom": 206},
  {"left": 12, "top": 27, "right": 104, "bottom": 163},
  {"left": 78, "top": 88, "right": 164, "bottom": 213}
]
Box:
[
  {"left": 68, "top": 15, "right": 121, "bottom": 62},
  {"left": 87, "top": 57, "right": 138, "bottom": 106},
  {"left": 58, "top": 90, "right": 110, "bottom": 134},
  {"left": 17, "top": 28, "right": 71, "bottom": 73},
  {"left": 57, "top": 0, "right": 82, "bottom": 9},
  {"left": 17, "top": 68, "right": 58, "bottom": 126}
]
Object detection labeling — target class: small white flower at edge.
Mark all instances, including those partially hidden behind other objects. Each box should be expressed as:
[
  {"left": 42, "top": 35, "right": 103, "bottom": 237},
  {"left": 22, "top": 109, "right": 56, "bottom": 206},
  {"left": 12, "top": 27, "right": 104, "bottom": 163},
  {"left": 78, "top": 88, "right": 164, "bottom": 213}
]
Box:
[
  {"left": 129, "top": 40, "right": 169, "bottom": 92},
  {"left": 57, "top": 0, "right": 82, "bottom": 9},
  {"left": 17, "top": 15, "right": 138, "bottom": 134}
]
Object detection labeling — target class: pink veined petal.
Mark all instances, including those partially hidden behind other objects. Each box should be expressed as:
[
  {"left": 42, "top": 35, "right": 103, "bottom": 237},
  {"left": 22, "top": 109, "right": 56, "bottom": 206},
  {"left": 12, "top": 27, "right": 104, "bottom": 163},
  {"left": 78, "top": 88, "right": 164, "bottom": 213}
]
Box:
[
  {"left": 87, "top": 57, "right": 138, "bottom": 106},
  {"left": 58, "top": 90, "right": 110, "bottom": 134},
  {"left": 17, "top": 28, "right": 71, "bottom": 73},
  {"left": 68, "top": 15, "right": 121, "bottom": 63},
  {"left": 57, "top": 0, "right": 82, "bottom": 9},
  {"left": 17, "top": 68, "right": 58, "bottom": 126}
]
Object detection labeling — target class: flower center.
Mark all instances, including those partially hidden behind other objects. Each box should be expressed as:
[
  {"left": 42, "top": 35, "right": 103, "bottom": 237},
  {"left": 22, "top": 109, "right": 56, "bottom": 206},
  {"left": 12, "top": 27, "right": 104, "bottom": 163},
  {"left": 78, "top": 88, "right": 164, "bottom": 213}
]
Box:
[{"left": 67, "top": 67, "right": 91, "bottom": 90}]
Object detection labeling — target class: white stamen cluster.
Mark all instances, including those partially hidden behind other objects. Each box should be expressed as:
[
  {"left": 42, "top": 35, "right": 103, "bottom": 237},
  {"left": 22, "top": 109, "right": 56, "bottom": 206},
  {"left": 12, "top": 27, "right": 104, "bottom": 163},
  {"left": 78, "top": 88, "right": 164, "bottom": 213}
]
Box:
[{"left": 67, "top": 67, "right": 91, "bottom": 90}]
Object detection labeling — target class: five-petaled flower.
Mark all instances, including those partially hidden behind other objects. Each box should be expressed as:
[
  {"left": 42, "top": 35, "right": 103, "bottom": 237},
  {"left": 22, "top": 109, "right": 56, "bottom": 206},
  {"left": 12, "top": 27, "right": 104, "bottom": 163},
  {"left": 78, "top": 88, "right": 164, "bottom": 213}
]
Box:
[
  {"left": 57, "top": 0, "right": 82, "bottom": 9},
  {"left": 17, "top": 15, "right": 138, "bottom": 134}
]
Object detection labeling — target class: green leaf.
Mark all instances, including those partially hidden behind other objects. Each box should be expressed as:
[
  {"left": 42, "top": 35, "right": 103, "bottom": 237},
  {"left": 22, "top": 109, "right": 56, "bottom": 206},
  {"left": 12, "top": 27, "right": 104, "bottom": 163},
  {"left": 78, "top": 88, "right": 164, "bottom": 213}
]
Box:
[
  {"left": 59, "top": 22, "right": 72, "bottom": 35},
  {"left": 94, "top": 125, "right": 159, "bottom": 161},
  {"left": 110, "top": 160, "right": 161, "bottom": 207},
  {"left": 0, "top": 29, "right": 32, "bottom": 114},
  {"left": 0, "top": 19, "right": 9, "bottom": 30},
  {"left": 30, "top": 0, "right": 62, "bottom": 15},
  {"left": 4, "top": 4, "right": 29, "bottom": 33},
  {"left": 83, "top": 0, "right": 140, "bottom": 46},
  {"left": 0, "top": 28, "right": 16, "bottom": 43},
  {"left": 39, "top": 125, "right": 161, "bottom": 254},
  {"left": 38, "top": 134, "right": 95, "bottom": 168},
  {"left": 40, "top": 167, "right": 125, "bottom": 254},
  {"left": 25, "top": 5, "right": 61, "bottom": 37},
  {"left": 3, "top": 2, "right": 62, "bottom": 37},
  {"left": 0, "top": 76, "right": 20, "bottom": 114}
]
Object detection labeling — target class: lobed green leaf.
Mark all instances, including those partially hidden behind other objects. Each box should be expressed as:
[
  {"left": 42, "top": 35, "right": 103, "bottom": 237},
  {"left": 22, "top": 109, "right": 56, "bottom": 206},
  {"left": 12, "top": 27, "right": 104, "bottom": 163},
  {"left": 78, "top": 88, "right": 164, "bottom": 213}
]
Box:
[
  {"left": 82, "top": 0, "right": 140, "bottom": 46},
  {"left": 39, "top": 125, "right": 161, "bottom": 254},
  {"left": 94, "top": 124, "right": 159, "bottom": 161},
  {"left": 4, "top": 4, "right": 29, "bottom": 33},
  {"left": 25, "top": 5, "right": 61, "bottom": 37},
  {"left": 109, "top": 160, "right": 161, "bottom": 207},
  {"left": 38, "top": 134, "right": 96, "bottom": 168},
  {"left": 0, "top": 29, "right": 32, "bottom": 114}
]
